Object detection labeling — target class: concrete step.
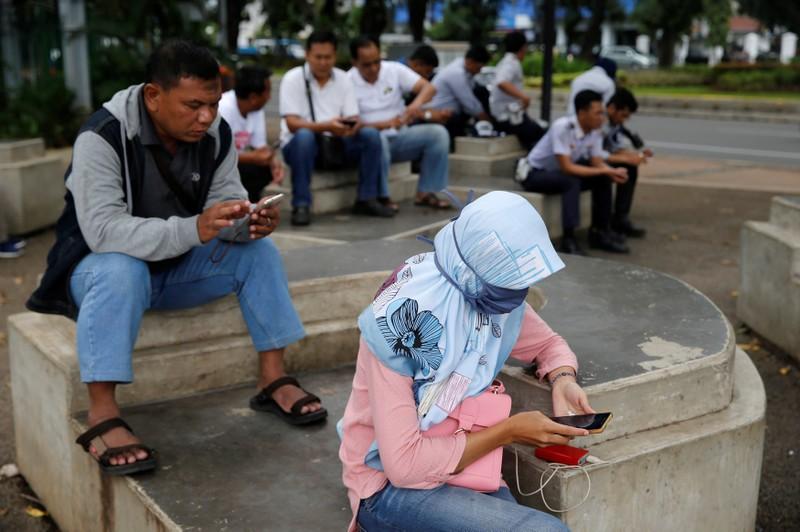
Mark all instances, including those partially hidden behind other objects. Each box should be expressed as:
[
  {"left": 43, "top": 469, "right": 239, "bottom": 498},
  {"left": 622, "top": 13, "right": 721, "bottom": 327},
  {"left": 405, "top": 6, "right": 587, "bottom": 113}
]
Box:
[
  {"left": 284, "top": 161, "right": 412, "bottom": 192},
  {"left": 448, "top": 185, "right": 591, "bottom": 239},
  {"left": 0, "top": 138, "right": 46, "bottom": 163},
  {"left": 0, "top": 154, "right": 66, "bottom": 233},
  {"left": 738, "top": 220, "right": 800, "bottom": 362},
  {"left": 454, "top": 135, "right": 522, "bottom": 157},
  {"left": 449, "top": 151, "right": 526, "bottom": 180},
  {"left": 770, "top": 195, "right": 800, "bottom": 234},
  {"left": 505, "top": 348, "right": 764, "bottom": 532}
]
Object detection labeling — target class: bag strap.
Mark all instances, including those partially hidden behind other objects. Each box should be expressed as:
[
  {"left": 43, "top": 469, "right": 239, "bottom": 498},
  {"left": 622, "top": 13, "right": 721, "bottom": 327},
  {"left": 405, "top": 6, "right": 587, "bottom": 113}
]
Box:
[
  {"left": 303, "top": 65, "right": 317, "bottom": 123},
  {"left": 148, "top": 146, "right": 199, "bottom": 214}
]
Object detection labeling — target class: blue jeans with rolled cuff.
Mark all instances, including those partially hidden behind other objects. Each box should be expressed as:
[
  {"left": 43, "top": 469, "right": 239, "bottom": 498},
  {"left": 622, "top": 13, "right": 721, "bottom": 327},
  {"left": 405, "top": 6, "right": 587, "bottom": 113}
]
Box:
[{"left": 69, "top": 238, "right": 305, "bottom": 383}]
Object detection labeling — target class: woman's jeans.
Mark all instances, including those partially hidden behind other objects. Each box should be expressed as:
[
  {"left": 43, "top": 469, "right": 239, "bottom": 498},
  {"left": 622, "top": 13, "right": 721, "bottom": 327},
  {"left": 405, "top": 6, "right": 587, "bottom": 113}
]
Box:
[
  {"left": 357, "top": 483, "right": 569, "bottom": 532},
  {"left": 69, "top": 238, "right": 305, "bottom": 383}
]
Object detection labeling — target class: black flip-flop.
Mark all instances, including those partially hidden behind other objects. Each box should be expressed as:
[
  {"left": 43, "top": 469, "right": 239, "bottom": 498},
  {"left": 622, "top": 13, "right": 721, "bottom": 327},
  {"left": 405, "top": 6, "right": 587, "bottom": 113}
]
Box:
[
  {"left": 75, "top": 417, "right": 157, "bottom": 476},
  {"left": 414, "top": 192, "right": 451, "bottom": 210},
  {"left": 250, "top": 376, "right": 328, "bottom": 426}
]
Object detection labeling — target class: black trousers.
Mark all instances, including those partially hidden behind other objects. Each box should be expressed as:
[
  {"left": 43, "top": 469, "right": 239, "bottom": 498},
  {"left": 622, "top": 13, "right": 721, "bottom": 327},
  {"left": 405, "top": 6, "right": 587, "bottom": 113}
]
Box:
[
  {"left": 238, "top": 163, "right": 274, "bottom": 204},
  {"left": 608, "top": 162, "right": 638, "bottom": 220},
  {"left": 521, "top": 167, "right": 612, "bottom": 232},
  {"left": 494, "top": 114, "right": 545, "bottom": 152}
]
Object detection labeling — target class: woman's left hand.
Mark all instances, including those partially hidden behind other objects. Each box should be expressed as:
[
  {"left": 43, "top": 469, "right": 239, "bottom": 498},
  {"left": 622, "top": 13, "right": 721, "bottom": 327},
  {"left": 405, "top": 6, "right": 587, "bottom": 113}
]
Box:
[{"left": 551, "top": 379, "right": 595, "bottom": 417}]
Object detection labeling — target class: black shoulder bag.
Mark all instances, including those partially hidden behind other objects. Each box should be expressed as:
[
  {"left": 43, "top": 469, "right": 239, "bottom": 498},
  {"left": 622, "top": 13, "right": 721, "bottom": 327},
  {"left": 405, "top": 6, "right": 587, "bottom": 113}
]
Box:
[{"left": 304, "top": 73, "right": 348, "bottom": 171}]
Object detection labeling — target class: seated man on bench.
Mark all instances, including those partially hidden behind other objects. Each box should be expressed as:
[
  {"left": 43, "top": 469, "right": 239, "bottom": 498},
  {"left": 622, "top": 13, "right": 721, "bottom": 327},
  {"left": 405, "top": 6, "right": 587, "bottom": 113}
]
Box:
[
  {"left": 425, "top": 44, "right": 493, "bottom": 146},
  {"left": 516, "top": 90, "right": 629, "bottom": 256},
  {"left": 26, "top": 40, "right": 326, "bottom": 477},
  {"left": 348, "top": 35, "right": 451, "bottom": 211},
  {"left": 604, "top": 87, "right": 653, "bottom": 238}
]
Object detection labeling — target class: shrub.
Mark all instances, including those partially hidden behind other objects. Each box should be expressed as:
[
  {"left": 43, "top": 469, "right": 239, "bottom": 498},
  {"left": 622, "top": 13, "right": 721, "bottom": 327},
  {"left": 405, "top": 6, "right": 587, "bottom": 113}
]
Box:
[
  {"left": 521, "top": 52, "right": 591, "bottom": 77},
  {"left": 0, "top": 75, "right": 83, "bottom": 147}
]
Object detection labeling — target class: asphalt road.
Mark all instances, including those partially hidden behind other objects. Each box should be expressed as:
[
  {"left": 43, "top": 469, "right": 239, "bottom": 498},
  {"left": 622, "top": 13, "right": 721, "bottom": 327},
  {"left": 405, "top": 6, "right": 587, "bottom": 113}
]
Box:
[{"left": 602, "top": 114, "right": 800, "bottom": 168}]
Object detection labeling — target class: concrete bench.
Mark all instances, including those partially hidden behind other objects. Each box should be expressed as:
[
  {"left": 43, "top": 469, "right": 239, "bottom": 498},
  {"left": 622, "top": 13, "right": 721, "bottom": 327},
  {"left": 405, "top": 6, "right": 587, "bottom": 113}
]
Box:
[
  {"left": 739, "top": 195, "right": 800, "bottom": 362},
  {"left": 271, "top": 162, "right": 418, "bottom": 215},
  {"left": 0, "top": 138, "right": 65, "bottom": 234},
  {"left": 8, "top": 243, "right": 764, "bottom": 531},
  {"left": 449, "top": 135, "right": 526, "bottom": 180}
]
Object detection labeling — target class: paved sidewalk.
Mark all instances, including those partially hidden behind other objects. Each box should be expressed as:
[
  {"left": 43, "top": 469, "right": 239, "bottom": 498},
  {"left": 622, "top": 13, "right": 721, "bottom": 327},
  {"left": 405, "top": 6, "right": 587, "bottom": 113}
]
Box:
[{"left": 1, "top": 155, "right": 798, "bottom": 531}]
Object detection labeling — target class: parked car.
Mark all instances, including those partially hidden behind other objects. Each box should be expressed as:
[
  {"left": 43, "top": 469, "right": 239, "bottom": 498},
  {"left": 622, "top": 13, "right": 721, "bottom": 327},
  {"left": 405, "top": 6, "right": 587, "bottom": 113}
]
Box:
[{"left": 600, "top": 46, "right": 655, "bottom": 70}]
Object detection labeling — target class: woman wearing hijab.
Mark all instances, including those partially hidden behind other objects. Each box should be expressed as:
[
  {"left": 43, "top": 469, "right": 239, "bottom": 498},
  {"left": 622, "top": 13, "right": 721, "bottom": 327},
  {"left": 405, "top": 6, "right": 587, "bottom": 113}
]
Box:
[{"left": 338, "top": 191, "right": 594, "bottom": 531}]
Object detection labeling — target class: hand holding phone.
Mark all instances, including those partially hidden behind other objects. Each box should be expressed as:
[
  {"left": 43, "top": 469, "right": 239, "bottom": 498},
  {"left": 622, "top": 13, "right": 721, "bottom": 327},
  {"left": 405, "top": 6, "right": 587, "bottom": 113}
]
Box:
[
  {"left": 340, "top": 118, "right": 358, "bottom": 128},
  {"left": 548, "top": 412, "right": 613, "bottom": 434}
]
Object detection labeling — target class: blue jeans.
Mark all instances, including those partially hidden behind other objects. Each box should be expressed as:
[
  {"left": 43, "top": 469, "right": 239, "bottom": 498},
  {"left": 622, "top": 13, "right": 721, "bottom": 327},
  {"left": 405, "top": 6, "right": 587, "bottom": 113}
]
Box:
[
  {"left": 282, "top": 127, "right": 383, "bottom": 208},
  {"left": 357, "top": 483, "right": 570, "bottom": 532},
  {"left": 69, "top": 238, "right": 305, "bottom": 383},
  {"left": 379, "top": 124, "right": 449, "bottom": 198}
]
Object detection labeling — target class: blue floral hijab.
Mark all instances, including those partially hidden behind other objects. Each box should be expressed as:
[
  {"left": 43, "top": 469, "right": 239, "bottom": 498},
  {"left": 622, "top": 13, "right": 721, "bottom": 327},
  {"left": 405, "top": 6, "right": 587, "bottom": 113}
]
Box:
[{"left": 358, "top": 191, "right": 565, "bottom": 435}]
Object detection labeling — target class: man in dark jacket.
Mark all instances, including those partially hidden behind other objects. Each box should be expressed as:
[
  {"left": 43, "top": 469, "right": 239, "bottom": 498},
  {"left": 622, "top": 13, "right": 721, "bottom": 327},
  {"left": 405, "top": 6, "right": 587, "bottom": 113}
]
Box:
[{"left": 27, "top": 40, "right": 326, "bottom": 476}]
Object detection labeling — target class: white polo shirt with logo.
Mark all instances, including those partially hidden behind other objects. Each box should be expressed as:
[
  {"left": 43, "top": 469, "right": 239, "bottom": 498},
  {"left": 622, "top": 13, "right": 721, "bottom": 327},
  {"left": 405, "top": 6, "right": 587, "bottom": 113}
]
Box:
[
  {"left": 526, "top": 115, "right": 606, "bottom": 172},
  {"left": 218, "top": 89, "right": 268, "bottom": 153},
  {"left": 347, "top": 61, "right": 421, "bottom": 124},
  {"left": 278, "top": 63, "right": 360, "bottom": 147}
]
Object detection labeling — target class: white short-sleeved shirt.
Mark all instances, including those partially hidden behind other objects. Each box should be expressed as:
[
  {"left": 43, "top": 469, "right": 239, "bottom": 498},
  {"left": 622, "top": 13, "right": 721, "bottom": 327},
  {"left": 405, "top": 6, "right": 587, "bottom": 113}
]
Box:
[
  {"left": 278, "top": 64, "right": 360, "bottom": 147},
  {"left": 566, "top": 66, "right": 616, "bottom": 115},
  {"left": 218, "top": 90, "right": 268, "bottom": 153},
  {"left": 489, "top": 53, "right": 524, "bottom": 119},
  {"left": 347, "top": 61, "right": 420, "bottom": 124},
  {"left": 526, "top": 116, "right": 606, "bottom": 171}
]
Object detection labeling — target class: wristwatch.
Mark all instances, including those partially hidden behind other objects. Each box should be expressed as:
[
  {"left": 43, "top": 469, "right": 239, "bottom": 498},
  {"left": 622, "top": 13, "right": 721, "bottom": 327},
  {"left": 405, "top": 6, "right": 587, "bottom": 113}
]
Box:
[{"left": 423, "top": 110, "right": 432, "bottom": 121}]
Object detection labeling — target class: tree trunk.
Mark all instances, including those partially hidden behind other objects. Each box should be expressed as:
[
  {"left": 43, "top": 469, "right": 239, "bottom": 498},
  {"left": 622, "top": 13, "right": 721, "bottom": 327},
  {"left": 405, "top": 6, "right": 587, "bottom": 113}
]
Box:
[
  {"left": 658, "top": 31, "right": 676, "bottom": 67},
  {"left": 225, "top": 0, "right": 245, "bottom": 52},
  {"left": 408, "top": 0, "right": 427, "bottom": 42},
  {"left": 579, "top": 0, "right": 606, "bottom": 60},
  {"left": 360, "top": 0, "right": 387, "bottom": 39}
]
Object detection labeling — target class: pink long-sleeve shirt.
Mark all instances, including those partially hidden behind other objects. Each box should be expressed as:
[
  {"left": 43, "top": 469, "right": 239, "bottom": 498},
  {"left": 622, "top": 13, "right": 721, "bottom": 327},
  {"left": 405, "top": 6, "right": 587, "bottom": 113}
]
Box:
[{"left": 338, "top": 303, "right": 578, "bottom": 531}]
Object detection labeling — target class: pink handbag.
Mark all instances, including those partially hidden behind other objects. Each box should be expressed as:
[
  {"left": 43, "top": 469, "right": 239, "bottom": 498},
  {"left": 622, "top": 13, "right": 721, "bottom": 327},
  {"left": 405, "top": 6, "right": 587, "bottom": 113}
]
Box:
[{"left": 422, "top": 380, "right": 512, "bottom": 492}]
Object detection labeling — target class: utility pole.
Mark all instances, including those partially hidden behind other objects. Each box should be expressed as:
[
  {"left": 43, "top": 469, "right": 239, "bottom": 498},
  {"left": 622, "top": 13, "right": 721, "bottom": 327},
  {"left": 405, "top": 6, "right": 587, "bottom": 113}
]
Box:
[
  {"left": 540, "top": 0, "right": 555, "bottom": 123},
  {"left": 58, "top": 0, "right": 92, "bottom": 109},
  {"left": 0, "top": 0, "right": 22, "bottom": 91}
]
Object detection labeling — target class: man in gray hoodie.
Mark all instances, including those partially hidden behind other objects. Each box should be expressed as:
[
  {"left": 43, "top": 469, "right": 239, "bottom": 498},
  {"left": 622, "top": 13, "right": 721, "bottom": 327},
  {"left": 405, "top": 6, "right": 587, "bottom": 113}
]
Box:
[{"left": 28, "top": 40, "right": 326, "bottom": 476}]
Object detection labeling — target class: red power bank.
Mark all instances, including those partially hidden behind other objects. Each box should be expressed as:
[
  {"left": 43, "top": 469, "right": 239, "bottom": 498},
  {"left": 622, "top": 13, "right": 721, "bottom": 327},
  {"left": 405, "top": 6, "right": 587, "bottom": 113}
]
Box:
[{"left": 535, "top": 445, "right": 589, "bottom": 465}]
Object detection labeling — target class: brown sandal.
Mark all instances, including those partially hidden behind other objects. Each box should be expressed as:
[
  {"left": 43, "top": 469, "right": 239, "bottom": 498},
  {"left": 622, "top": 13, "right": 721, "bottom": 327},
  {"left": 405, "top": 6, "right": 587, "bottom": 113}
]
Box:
[
  {"left": 414, "top": 192, "right": 451, "bottom": 210},
  {"left": 250, "top": 376, "right": 328, "bottom": 426}
]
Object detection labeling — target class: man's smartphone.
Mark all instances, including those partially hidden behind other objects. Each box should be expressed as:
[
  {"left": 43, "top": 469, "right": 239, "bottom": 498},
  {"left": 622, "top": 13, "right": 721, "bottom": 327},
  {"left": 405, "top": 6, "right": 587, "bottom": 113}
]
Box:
[
  {"left": 340, "top": 118, "right": 358, "bottom": 128},
  {"left": 251, "top": 193, "right": 284, "bottom": 212},
  {"left": 549, "top": 412, "right": 613, "bottom": 434}
]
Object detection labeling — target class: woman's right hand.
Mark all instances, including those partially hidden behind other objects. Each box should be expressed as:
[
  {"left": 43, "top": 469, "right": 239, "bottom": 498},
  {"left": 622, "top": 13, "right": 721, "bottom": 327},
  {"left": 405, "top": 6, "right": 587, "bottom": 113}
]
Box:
[{"left": 506, "top": 411, "right": 588, "bottom": 447}]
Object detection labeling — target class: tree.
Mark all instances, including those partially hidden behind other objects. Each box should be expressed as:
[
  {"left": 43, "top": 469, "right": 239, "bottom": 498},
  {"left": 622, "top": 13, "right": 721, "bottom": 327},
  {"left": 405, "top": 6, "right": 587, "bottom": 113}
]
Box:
[
  {"left": 360, "top": 0, "right": 388, "bottom": 38},
  {"left": 738, "top": 0, "right": 800, "bottom": 34},
  {"left": 428, "top": 0, "right": 500, "bottom": 43},
  {"left": 408, "top": 0, "right": 427, "bottom": 42},
  {"left": 703, "top": 0, "right": 731, "bottom": 49},
  {"left": 633, "top": 0, "right": 703, "bottom": 67}
]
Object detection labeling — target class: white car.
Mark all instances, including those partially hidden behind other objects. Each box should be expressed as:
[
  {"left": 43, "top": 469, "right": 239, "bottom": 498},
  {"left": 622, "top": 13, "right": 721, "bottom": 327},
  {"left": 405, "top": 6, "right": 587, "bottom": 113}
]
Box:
[{"left": 600, "top": 46, "right": 655, "bottom": 70}]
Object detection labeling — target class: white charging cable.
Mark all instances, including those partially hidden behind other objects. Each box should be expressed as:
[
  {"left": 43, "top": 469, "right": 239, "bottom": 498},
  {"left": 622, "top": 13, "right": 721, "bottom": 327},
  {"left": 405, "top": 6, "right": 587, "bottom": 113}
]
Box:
[{"left": 513, "top": 447, "right": 593, "bottom": 513}]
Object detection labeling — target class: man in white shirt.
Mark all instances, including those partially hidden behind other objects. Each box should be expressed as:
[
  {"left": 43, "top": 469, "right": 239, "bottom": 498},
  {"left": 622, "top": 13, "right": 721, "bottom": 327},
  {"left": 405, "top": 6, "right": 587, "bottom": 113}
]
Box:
[
  {"left": 426, "top": 45, "right": 492, "bottom": 142},
  {"left": 279, "top": 31, "right": 393, "bottom": 226},
  {"left": 566, "top": 58, "right": 617, "bottom": 115},
  {"left": 218, "top": 66, "right": 284, "bottom": 203},
  {"left": 348, "top": 36, "right": 451, "bottom": 211},
  {"left": 489, "top": 31, "right": 544, "bottom": 151},
  {"left": 518, "top": 90, "right": 629, "bottom": 255}
]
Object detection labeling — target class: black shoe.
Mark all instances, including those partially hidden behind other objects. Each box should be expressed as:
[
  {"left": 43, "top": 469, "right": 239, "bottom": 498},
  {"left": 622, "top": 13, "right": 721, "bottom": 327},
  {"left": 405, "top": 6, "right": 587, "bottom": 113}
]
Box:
[
  {"left": 291, "top": 206, "right": 311, "bottom": 226},
  {"left": 559, "top": 236, "right": 587, "bottom": 256},
  {"left": 352, "top": 199, "right": 396, "bottom": 218},
  {"left": 588, "top": 228, "right": 630, "bottom": 254},
  {"left": 612, "top": 218, "right": 647, "bottom": 238}
]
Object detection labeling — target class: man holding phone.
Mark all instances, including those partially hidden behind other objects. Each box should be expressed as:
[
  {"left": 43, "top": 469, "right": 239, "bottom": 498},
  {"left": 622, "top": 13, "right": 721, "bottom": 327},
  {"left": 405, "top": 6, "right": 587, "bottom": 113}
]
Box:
[
  {"left": 280, "top": 30, "right": 393, "bottom": 226},
  {"left": 27, "top": 41, "right": 326, "bottom": 477},
  {"left": 218, "top": 65, "right": 285, "bottom": 203}
]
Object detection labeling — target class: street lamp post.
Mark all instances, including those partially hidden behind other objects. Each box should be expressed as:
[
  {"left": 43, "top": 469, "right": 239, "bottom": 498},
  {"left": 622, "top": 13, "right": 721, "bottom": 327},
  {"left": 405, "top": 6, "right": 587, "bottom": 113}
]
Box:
[{"left": 540, "top": 0, "right": 555, "bottom": 124}]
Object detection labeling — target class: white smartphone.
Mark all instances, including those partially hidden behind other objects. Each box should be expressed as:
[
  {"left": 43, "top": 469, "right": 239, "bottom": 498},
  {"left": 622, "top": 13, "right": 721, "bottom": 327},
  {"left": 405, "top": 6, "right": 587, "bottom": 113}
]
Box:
[{"left": 251, "top": 193, "right": 284, "bottom": 212}]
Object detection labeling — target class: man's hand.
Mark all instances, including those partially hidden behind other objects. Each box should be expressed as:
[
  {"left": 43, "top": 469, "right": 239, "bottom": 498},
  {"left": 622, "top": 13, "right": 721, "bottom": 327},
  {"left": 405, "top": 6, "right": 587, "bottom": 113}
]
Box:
[
  {"left": 643, "top": 148, "right": 654, "bottom": 158},
  {"left": 248, "top": 205, "right": 281, "bottom": 239},
  {"left": 271, "top": 159, "right": 285, "bottom": 186},
  {"left": 328, "top": 118, "right": 354, "bottom": 137},
  {"left": 239, "top": 146, "right": 273, "bottom": 167},
  {"left": 520, "top": 95, "right": 531, "bottom": 108},
  {"left": 197, "top": 200, "right": 249, "bottom": 243},
  {"left": 425, "top": 109, "right": 453, "bottom": 124},
  {"left": 607, "top": 166, "right": 628, "bottom": 183}
]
